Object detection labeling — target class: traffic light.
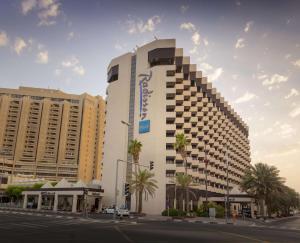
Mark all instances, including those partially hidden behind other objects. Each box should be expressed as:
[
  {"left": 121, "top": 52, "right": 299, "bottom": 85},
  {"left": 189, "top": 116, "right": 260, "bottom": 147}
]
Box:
[
  {"left": 150, "top": 161, "right": 154, "bottom": 171},
  {"left": 124, "top": 183, "right": 130, "bottom": 196}
]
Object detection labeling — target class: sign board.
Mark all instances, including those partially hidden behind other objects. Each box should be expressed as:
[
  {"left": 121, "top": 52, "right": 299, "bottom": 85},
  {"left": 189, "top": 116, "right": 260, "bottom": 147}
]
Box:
[
  {"left": 139, "top": 120, "right": 150, "bottom": 134},
  {"left": 138, "top": 71, "right": 153, "bottom": 134},
  {"left": 209, "top": 207, "right": 216, "bottom": 219}
]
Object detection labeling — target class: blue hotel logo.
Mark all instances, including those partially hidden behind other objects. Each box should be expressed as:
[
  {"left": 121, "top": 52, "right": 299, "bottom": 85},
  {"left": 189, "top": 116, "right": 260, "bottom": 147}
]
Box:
[
  {"left": 138, "top": 70, "right": 153, "bottom": 134},
  {"left": 139, "top": 120, "right": 150, "bottom": 134}
]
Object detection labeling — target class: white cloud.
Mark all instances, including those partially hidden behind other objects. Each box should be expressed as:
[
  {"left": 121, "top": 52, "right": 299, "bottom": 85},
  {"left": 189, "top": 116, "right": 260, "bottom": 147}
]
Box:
[
  {"left": 289, "top": 106, "right": 300, "bottom": 118},
  {"left": 262, "top": 74, "right": 288, "bottom": 87},
  {"left": 278, "top": 123, "right": 296, "bottom": 138},
  {"left": 265, "top": 148, "right": 299, "bottom": 158},
  {"left": 0, "top": 31, "right": 9, "bottom": 47},
  {"left": 189, "top": 46, "right": 198, "bottom": 54},
  {"left": 36, "top": 50, "right": 48, "bottom": 64},
  {"left": 180, "top": 22, "right": 195, "bottom": 31},
  {"left": 263, "top": 102, "right": 271, "bottom": 106},
  {"left": 209, "top": 67, "right": 223, "bottom": 81},
  {"left": 73, "top": 65, "right": 85, "bottom": 76},
  {"left": 127, "top": 15, "right": 161, "bottom": 34},
  {"left": 21, "top": 0, "right": 37, "bottom": 15},
  {"left": 235, "top": 38, "right": 245, "bottom": 48},
  {"left": 203, "top": 38, "right": 209, "bottom": 46},
  {"left": 244, "top": 21, "right": 253, "bottom": 33},
  {"left": 285, "top": 89, "right": 299, "bottom": 99},
  {"left": 38, "top": 1, "right": 61, "bottom": 26},
  {"left": 232, "top": 74, "right": 238, "bottom": 80},
  {"left": 14, "top": 37, "right": 27, "bottom": 55},
  {"left": 191, "top": 31, "right": 200, "bottom": 45},
  {"left": 285, "top": 53, "right": 291, "bottom": 59},
  {"left": 200, "top": 62, "right": 213, "bottom": 71},
  {"left": 235, "top": 92, "right": 257, "bottom": 104},
  {"left": 54, "top": 68, "right": 61, "bottom": 76},
  {"left": 62, "top": 56, "right": 79, "bottom": 67},
  {"left": 293, "top": 59, "right": 300, "bottom": 68},
  {"left": 61, "top": 56, "right": 85, "bottom": 76},
  {"left": 21, "top": 0, "right": 61, "bottom": 26},
  {"left": 67, "top": 31, "right": 75, "bottom": 40},
  {"left": 231, "top": 86, "right": 237, "bottom": 92},
  {"left": 180, "top": 5, "right": 189, "bottom": 13}
]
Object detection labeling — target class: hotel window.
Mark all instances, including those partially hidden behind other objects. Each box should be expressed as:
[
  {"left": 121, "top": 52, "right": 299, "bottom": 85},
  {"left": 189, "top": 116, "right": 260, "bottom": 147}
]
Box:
[
  {"left": 107, "top": 65, "right": 119, "bottom": 83},
  {"left": 148, "top": 48, "right": 175, "bottom": 67}
]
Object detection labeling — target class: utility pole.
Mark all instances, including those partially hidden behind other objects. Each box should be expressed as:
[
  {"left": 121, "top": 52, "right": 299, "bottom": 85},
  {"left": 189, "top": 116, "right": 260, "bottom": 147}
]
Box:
[
  {"left": 225, "top": 145, "right": 230, "bottom": 223},
  {"left": 121, "top": 120, "right": 131, "bottom": 209},
  {"left": 204, "top": 143, "right": 208, "bottom": 209}
]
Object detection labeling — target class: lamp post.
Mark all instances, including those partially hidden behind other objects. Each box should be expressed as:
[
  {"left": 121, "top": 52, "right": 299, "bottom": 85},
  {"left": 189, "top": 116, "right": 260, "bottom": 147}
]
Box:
[
  {"left": 224, "top": 145, "right": 230, "bottom": 223},
  {"left": 204, "top": 143, "right": 208, "bottom": 209},
  {"left": 121, "top": 120, "right": 131, "bottom": 209}
]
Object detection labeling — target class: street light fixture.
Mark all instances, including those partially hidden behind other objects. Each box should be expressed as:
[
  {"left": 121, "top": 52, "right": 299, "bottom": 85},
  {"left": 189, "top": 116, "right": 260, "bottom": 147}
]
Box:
[{"left": 120, "top": 120, "right": 131, "bottom": 209}]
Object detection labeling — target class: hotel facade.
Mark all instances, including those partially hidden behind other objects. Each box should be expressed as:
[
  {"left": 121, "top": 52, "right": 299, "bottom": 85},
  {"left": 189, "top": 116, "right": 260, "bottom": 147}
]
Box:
[
  {"left": 0, "top": 87, "right": 105, "bottom": 184},
  {"left": 102, "top": 39, "right": 251, "bottom": 215}
]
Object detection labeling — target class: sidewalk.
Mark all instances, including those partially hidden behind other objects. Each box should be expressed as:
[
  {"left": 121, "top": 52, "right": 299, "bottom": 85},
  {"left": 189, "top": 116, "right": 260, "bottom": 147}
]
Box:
[{"left": 136, "top": 214, "right": 260, "bottom": 226}]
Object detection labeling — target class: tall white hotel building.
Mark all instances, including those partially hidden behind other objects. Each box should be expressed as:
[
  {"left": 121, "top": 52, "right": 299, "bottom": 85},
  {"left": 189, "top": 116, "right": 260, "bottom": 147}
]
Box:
[{"left": 102, "top": 39, "right": 251, "bottom": 215}]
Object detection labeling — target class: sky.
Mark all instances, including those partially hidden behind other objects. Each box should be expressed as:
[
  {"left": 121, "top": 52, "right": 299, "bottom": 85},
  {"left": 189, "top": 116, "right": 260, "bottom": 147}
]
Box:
[{"left": 0, "top": 0, "right": 299, "bottom": 191}]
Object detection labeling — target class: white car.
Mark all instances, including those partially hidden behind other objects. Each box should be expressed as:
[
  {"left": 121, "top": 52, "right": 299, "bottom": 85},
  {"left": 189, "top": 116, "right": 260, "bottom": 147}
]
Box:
[
  {"left": 103, "top": 208, "right": 115, "bottom": 214},
  {"left": 117, "top": 208, "right": 130, "bottom": 217}
]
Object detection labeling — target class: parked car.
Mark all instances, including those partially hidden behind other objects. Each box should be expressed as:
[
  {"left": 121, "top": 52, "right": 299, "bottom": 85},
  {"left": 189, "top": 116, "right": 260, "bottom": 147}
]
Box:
[
  {"left": 117, "top": 208, "right": 130, "bottom": 217},
  {"left": 103, "top": 207, "right": 115, "bottom": 214}
]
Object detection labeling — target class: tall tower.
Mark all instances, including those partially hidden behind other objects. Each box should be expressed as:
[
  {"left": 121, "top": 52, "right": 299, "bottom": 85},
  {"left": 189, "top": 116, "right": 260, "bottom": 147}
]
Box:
[{"left": 102, "top": 39, "right": 251, "bottom": 214}]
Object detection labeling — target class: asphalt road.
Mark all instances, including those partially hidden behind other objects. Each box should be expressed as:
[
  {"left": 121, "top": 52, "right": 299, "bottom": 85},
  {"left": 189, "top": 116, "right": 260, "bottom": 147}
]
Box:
[
  {"left": 0, "top": 211, "right": 300, "bottom": 243},
  {"left": 268, "top": 215, "right": 300, "bottom": 230}
]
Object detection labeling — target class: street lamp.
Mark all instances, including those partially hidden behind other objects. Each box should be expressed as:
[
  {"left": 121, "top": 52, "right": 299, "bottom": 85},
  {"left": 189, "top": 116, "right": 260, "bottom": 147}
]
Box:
[
  {"left": 225, "top": 145, "right": 230, "bottom": 223},
  {"left": 120, "top": 120, "right": 131, "bottom": 209},
  {"left": 204, "top": 143, "right": 208, "bottom": 208}
]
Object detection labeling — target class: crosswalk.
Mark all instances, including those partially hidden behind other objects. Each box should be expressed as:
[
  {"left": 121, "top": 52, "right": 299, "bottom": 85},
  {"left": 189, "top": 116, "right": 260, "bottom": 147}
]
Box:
[
  {"left": 249, "top": 223, "right": 300, "bottom": 231},
  {"left": 0, "top": 210, "right": 137, "bottom": 230}
]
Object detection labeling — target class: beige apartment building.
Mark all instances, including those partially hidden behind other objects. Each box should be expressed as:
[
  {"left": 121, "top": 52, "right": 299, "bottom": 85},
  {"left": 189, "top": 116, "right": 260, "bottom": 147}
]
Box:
[
  {"left": 102, "top": 39, "right": 251, "bottom": 214},
  {"left": 0, "top": 87, "right": 105, "bottom": 183}
]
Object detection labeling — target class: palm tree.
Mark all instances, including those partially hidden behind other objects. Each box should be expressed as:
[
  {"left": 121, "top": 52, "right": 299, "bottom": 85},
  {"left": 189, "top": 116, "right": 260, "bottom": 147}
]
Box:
[
  {"left": 128, "top": 139, "right": 142, "bottom": 212},
  {"left": 175, "top": 173, "right": 195, "bottom": 211},
  {"left": 129, "top": 169, "right": 158, "bottom": 213},
  {"left": 174, "top": 133, "right": 189, "bottom": 174},
  {"left": 240, "top": 163, "right": 285, "bottom": 217},
  {"left": 174, "top": 133, "right": 190, "bottom": 212}
]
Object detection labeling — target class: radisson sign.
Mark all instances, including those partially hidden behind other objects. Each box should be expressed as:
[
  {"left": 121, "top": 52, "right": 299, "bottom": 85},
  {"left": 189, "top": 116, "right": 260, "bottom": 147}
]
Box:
[{"left": 138, "top": 70, "right": 153, "bottom": 133}]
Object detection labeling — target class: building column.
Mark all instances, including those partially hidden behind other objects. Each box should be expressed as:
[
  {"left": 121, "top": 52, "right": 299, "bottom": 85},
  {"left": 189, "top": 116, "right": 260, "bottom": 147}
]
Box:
[
  {"left": 37, "top": 193, "right": 42, "bottom": 210},
  {"left": 72, "top": 195, "right": 78, "bottom": 213},
  {"left": 23, "top": 194, "right": 28, "bottom": 209},
  {"left": 53, "top": 193, "right": 58, "bottom": 212}
]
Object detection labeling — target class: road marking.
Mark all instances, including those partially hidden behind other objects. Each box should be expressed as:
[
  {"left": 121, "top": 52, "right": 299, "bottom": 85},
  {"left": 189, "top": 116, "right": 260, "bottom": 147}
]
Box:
[
  {"left": 215, "top": 230, "right": 264, "bottom": 242},
  {"left": 114, "top": 226, "right": 134, "bottom": 243}
]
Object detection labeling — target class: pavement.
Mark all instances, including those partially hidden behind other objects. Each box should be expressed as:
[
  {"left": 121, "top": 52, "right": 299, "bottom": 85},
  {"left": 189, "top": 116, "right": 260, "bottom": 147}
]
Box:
[{"left": 0, "top": 209, "right": 300, "bottom": 242}]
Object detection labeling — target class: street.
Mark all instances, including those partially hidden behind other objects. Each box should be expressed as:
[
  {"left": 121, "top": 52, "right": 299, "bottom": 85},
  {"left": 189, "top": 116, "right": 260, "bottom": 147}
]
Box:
[{"left": 0, "top": 210, "right": 300, "bottom": 242}]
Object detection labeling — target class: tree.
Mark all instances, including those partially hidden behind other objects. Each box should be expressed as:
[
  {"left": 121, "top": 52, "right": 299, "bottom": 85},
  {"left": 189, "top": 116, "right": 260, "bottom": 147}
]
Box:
[
  {"left": 129, "top": 169, "right": 158, "bottom": 213},
  {"left": 240, "top": 163, "right": 285, "bottom": 217},
  {"left": 269, "top": 185, "right": 300, "bottom": 216},
  {"left": 175, "top": 173, "right": 195, "bottom": 211},
  {"left": 174, "top": 133, "right": 189, "bottom": 174},
  {"left": 5, "top": 185, "right": 26, "bottom": 202},
  {"left": 174, "top": 133, "right": 190, "bottom": 211},
  {"left": 128, "top": 139, "right": 142, "bottom": 212}
]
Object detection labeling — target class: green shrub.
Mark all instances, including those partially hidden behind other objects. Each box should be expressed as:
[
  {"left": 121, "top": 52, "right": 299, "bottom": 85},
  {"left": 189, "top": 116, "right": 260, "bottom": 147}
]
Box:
[
  {"left": 161, "top": 208, "right": 187, "bottom": 217},
  {"left": 196, "top": 202, "right": 225, "bottom": 218},
  {"left": 161, "top": 208, "right": 178, "bottom": 216}
]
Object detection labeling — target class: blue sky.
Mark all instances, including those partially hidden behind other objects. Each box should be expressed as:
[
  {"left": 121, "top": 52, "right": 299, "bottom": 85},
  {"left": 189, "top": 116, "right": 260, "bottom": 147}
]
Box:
[{"left": 0, "top": 0, "right": 299, "bottom": 191}]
